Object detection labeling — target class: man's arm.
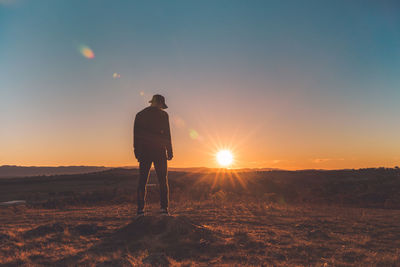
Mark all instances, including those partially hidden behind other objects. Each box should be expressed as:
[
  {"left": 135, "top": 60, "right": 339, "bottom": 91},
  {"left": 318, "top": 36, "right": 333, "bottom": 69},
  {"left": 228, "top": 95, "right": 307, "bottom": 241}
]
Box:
[
  {"left": 165, "top": 113, "right": 173, "bottom": 160},
  {"left": 133, "top": 114, "right": 142, "bottom": 160}
]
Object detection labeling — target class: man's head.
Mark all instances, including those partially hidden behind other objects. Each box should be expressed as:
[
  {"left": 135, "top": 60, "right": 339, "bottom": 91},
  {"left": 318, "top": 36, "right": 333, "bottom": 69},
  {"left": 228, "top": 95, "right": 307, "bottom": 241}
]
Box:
[{"left": 149, "top": 94, "right": 168, "bottom": 109}]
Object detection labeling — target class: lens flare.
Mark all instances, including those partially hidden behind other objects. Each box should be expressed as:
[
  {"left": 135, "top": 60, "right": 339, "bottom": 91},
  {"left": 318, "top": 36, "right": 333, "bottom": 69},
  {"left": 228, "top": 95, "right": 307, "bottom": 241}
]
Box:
[
  {"left": 189, "top": 129, "right": 199, "bottom": 139},
  {"left": 216, "top": 150, "right": 233, "bottom": 167},
  {"left": 78, "top": 45, "right": 95, "bottom": 59}
]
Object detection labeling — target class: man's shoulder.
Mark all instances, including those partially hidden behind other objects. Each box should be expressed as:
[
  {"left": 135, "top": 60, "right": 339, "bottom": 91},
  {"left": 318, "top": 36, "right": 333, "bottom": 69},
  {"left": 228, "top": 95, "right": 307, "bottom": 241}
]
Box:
[
  {"left": 136, "top": 107, "right": 151, "bottom": 116},
  {"left": 136, "top": 107, "right": 168, "bottom": 117},
  {"left": 160, "top": 109, "right": 168, "bottom": 117}
]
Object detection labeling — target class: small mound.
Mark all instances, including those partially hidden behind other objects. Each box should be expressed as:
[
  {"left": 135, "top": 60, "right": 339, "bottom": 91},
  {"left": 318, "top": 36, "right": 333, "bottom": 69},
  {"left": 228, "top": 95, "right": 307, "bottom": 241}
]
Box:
[
  {"left": 23, "top": 222, "right": 65, "bottom": 238},
  {"left": 116, "top": 215, "right": 215, "bottom": 240},
  {"left": 95, "top": 215, "right": 225, "bottom": 260},
  {"left": 72, "top": 223, "right": 106, "bottom": 236}
]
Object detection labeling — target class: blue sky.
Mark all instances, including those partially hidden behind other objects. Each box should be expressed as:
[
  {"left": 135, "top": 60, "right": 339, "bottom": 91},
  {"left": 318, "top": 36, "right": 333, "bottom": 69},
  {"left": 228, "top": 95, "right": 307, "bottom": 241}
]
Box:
[{"left": 1, "top": 0, "right": 399, "bottom": 168}]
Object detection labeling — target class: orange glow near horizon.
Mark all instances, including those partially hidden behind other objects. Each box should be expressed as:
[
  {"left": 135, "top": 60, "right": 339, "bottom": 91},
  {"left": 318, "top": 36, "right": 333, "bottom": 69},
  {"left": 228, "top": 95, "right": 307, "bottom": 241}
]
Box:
[
  {"left": 1, "top": 87, "right": 399, "bottom": 170},
  {"left": 1, "top": 117, "right": 399, "bottom": 170},
  {"left": 1, "top": 153, "right": 399, "bottom": 170}
]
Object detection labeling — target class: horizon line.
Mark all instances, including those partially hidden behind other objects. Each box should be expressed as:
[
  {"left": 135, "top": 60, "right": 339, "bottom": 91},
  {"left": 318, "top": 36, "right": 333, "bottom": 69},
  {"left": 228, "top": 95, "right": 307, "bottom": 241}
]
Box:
[{"left": 1, "top": 164, "right": 399, "bottom": 172}]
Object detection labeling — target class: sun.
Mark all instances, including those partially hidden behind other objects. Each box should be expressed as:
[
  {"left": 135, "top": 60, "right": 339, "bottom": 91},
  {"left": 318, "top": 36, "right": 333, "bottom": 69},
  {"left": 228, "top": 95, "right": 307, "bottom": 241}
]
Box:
[{"left": 216, "top": 150, "right": 234, "bottom": 167}]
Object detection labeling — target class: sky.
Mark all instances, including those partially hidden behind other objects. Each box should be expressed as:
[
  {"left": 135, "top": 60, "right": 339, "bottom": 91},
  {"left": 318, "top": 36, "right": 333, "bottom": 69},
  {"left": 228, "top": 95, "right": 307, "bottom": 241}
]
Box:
[{"left": 1, "top": 0, "right": 400, "bottom": 169}]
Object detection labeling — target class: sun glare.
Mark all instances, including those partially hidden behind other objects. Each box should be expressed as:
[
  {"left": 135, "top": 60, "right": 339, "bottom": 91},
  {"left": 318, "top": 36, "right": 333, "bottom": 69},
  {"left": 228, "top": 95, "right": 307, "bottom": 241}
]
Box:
[{"left": 216, "top": 150, "right": 233, "bottom": 167}]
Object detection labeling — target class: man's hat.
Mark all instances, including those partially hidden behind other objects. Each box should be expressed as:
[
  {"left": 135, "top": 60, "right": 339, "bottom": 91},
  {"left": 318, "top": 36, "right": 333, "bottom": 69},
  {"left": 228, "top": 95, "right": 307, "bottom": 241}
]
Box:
[{"left": 149, "top": 94, "right": 168, "bottom": 109}]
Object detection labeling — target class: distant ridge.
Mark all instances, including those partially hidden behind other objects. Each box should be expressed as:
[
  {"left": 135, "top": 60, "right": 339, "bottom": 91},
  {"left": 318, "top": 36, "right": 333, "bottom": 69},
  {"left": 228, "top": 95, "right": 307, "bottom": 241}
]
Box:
[
  {"left": 0, "top": 165, "right": 110, "bottom": 178},
  {"left": 0, "top": 165, "right": 284, "bottom": 178}
]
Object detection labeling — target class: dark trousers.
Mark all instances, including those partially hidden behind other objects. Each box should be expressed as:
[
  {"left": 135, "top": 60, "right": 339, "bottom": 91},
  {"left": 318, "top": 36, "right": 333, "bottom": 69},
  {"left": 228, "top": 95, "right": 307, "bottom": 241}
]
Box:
[{"left": 137, "top": 157, "right": 169, "bottom": 211}]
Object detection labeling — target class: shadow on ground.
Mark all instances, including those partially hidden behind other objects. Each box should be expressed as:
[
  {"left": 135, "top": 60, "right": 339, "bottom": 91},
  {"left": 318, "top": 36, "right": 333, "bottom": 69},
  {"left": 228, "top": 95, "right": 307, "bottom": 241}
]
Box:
[{"left": 56, "top": 215, "right": 231, "bottom": 266}]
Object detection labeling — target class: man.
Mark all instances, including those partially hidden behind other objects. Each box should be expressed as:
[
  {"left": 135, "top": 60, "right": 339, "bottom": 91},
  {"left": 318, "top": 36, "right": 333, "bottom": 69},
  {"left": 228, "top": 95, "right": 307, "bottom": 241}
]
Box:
[{"left": 133, "top": 94, "right": 173, "bottom": 216}]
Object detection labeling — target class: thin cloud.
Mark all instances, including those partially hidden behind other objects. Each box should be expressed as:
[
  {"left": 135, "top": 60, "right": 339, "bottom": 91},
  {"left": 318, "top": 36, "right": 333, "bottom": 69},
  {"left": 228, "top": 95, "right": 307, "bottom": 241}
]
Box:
[{"left": 312, "top": 158, "right": 345, "bottom": 163}]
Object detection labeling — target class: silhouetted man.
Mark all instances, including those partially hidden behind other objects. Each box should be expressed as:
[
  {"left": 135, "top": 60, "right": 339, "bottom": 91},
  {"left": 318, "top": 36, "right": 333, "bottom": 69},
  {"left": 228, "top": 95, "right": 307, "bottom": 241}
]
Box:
[{"left": 134, "top": 94, "right": 173, "bottom": 216}]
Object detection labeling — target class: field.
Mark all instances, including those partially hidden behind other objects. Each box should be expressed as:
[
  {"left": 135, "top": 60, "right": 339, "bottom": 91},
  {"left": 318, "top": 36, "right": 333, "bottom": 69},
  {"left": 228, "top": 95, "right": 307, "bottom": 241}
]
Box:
[{"left": 1, "top": 168, "right": 400, "bottom": 266}]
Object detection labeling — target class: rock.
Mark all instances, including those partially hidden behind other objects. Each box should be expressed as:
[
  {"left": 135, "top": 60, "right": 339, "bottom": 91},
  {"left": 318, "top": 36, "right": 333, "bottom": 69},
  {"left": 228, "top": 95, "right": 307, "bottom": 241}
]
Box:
[{"left": 0, "top": 200, "right": 26, "bottom": 206}]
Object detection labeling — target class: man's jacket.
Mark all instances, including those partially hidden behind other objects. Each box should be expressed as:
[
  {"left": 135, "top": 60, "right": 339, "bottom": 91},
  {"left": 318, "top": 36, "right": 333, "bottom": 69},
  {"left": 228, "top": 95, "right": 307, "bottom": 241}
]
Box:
[{"left": 134, "top": 106, "right": 173, "bottom": 161}]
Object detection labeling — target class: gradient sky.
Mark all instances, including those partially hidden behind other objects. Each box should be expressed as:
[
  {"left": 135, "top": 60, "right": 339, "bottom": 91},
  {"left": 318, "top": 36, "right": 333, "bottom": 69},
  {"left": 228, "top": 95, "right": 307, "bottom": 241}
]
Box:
[{"left": 1, "top": 0, "right": 400, "bottom": 169}]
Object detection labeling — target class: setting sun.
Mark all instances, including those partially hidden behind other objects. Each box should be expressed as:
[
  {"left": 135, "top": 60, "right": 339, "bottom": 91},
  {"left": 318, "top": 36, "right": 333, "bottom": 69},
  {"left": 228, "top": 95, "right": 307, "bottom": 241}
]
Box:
[{"left": 216, "top": 150, "right": 233, "bottom": 167}]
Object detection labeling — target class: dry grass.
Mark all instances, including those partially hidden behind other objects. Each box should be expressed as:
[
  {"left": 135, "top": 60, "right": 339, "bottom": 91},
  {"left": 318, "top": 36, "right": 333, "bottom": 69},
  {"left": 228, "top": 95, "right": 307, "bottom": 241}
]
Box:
[
  {"left": 1, "top": 168, "right": 399, "bottom": 266},
  {"left": 1, "top": 199, "right": 399, "bottom": 266}
]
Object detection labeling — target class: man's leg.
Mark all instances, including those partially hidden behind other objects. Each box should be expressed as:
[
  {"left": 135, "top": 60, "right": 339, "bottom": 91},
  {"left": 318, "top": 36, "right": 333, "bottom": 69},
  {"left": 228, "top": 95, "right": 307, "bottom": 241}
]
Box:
[
  {"left": 154, "top": 157, "right": 169, "bottom": 211},
  {"left": 137, "top": 160, "right": 152, "bottom": 213}
]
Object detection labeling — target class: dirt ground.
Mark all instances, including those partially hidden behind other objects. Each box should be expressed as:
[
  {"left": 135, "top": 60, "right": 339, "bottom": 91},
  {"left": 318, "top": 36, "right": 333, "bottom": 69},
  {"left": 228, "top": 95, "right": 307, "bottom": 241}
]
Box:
[{"left": 1, "top": 199, "right": 399, "bottom": 266}]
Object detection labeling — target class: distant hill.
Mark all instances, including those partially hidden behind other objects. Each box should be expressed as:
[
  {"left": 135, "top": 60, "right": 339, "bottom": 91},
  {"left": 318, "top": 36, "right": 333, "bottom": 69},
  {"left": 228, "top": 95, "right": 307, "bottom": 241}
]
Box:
[
  {"left": 0, "top": 165, "right": 284, "bottom": 178},
  {"left": 0, "top": 165, "right": 110, "bottom": 178}
]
